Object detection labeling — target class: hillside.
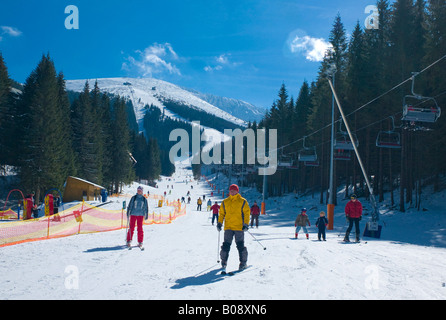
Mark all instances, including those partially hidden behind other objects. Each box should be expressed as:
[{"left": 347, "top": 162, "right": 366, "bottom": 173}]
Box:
[{"left": 65, "top": 77, "right": 257, "bottom": 135}]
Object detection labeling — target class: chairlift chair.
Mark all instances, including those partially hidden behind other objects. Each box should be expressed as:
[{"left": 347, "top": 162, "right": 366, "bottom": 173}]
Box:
[
  {"left": 376, "top": 117, "right": 401, "bottom": 149},
  {"left": 298, "top": 137, "right": 318, "bottom": 162},
  {"left": 334, "top": 149, "right": 351, "bottom": 161},
  {"left": 334, "top": 121, "right": 359, "bottom": 150},
  {"left": 278, "top": 157, "right": 293, "bottom": 167},
  {"left": 401, "top": 72, "right": 441, "bottom": 126},
  {"left": 334, "top": 132, "right": 359, "bottom": 150},
  {"left": 278, "top": 149, "right": 294, "bottom": 167},
  {"left": 304, "top": 161, "right": 319, "bottom": 167}
]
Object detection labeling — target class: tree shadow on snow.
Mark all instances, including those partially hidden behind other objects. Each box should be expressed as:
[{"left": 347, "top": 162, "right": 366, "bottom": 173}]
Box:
[{"left": 171, "top": 265, "right": 224, "bottom": 289}]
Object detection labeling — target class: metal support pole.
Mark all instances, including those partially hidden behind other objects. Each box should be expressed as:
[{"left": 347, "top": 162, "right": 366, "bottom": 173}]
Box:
[
  {"left": 327, "top": 79, "right": 380, "bottom": 222},
  {"left": 327, "top": 72, "right": 336, "bottom": 230}
]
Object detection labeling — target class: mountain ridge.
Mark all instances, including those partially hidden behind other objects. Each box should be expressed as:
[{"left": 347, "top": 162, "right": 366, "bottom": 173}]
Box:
[{"left": 66, "top": 77, "right": 264, "bottom": 135}]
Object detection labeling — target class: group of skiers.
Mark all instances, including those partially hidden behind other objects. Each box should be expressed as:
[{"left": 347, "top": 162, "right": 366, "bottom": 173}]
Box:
[{"left": 124, "top": 182, "right": 363, "bottom": 269}]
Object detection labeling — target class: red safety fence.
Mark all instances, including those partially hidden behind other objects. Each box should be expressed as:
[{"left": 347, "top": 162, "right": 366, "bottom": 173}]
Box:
[{"left": 0, "top": 200, "right": 186, "bottom": 248}]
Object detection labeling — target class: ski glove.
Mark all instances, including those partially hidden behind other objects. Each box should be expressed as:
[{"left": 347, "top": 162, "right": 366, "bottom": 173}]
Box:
[
  {"left": 242, "top": 224, "right": 249, "bottom": 232},
  {"left": 216, "top": 223, "right": 222, "bottom": 232}
]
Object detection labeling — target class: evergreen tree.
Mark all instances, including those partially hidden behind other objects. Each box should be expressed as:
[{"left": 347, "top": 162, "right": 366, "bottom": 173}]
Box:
[
  {"left": 110, "top": 97, "right": 134, "bottom": 193},
  {"left": 76, "top": 82, "right": 102, "bottom": 183},
  {"left": 98, "top": 93, "right": 114, "bottom": 189},
  {"left": 17, "top": 54, "right": 71, "bottom": 202},
  {"left": 0, "top": 52, "right": 13, "bottom": 167},
  {"left": 294, "top": 80, "right": 312, "bottom": 140},
  {"left": 56, "top": 72, "right": 77, "bottom": 179},
  {"left": 147, "top": 137, "right": 162, "bottom": 181}
]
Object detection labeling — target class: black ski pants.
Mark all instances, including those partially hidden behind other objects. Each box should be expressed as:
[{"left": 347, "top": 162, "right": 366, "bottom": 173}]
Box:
[
  {"left": 220, "top": 230, "right": 248, "bottom": 264},
  {"left": 345, "top": 217, "right": 361, "bottom": 240}
]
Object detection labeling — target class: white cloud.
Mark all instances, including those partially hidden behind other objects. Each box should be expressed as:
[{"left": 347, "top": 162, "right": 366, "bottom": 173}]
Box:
[
  {"left": 0, "top": 26, "right": 22, "bottom": 41},
  {"left": 123, "top": 43, "right": 181, "bottom": 77},
  {"left": 204, "top": 53, "right": 241, "bottom": 73},
  {"left": 289, "top": 35, "right": 332, "bottom": 62}
]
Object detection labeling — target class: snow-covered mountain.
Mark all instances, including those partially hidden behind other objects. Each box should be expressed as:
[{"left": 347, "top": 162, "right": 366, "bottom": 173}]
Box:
[
  {"left": 65, "top": 77, "right": 262, "bottom": 134},
  {"left": 184, "top": 89, "right": 265, "bottom": 123}
]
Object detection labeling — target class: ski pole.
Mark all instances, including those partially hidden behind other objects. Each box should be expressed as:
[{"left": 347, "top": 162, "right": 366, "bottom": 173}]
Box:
[
  {"left": 217, "top": 230, "right": 221, "bottom": 263},
  {"left": 125, "top": 214, "right": 130, "bottom": 243},
  {"left": 247, "top": 230, "right": 267, "bottom": 250},
  {"left": 338, "top": 217, "right": 349, "bottom": 237}
]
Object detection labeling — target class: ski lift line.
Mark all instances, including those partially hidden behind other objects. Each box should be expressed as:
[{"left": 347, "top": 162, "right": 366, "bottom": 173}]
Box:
[
  {"left": 328, "top": 78, "right": 380, "bottom": 222},
  {"left": 344, "top": 54, "right": 446, "bottom": 119},
  {"left": 243, "top": 55, "right": 446, "bottom": 164}
]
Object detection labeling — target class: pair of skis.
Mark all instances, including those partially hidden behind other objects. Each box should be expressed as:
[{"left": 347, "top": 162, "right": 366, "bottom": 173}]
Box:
[
  {"left": 127, "top": 243, "right": 144, "bottom": 250},
  {"left": 220, "top": 265, "right": 250, "bottom": 276}
]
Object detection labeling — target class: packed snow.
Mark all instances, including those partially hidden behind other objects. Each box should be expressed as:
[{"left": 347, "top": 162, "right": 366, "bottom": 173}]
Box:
[{"left": 1, "top": 158, "right": 445, "bottom": 300}]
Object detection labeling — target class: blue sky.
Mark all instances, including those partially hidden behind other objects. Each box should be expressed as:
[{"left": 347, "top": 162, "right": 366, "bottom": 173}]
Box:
[{"left": 0, "top": 0, "right": 380, "bottom": 109}]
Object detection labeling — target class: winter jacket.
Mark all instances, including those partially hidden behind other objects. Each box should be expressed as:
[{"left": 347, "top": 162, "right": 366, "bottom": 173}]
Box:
[
  {"left": 251, "top": 204, "right": 260, "bottom": 216},
  {"left": 211, "top": 204, "right": 220, "bottom": 214},
  {"left": 127, "top": 194, "right": 149, "bottom": 219},
  {"left": 345, "top": 200, "right": 363, "bottom": 219},
  {"left": 295, "top": 213, "right": 310, "bottom": 227},
  {"left": 316, "top": 216, "right": 328, "bottom": 230},
  {"left": 197, "top": 198, "right": 202, "bottom": 205},
  {"left": 218, "top": 193, "right": 250, "bottom": 231}
]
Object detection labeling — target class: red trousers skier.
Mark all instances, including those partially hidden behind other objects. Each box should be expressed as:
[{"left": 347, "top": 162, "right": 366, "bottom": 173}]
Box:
[{"left": 127, "top": 215, "right": 144, "bottom": 243}]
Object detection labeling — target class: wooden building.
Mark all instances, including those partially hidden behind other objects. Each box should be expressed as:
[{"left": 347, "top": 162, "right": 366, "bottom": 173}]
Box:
[{"left": 63, "top": 176, "right": 105, "bottom": 203}]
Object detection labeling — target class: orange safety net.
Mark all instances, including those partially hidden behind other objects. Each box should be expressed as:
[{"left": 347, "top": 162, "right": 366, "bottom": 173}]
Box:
[{"left": 0, "top": 200, "right": 186, "bottom": 248}]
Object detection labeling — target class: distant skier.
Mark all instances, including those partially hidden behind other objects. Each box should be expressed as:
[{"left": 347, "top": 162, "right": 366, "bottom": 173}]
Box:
[
  {"left": 126, "top": 186, "right": 149, "bottom": 249},
  {"left": 250, "top": 201, "right": 260, "bottom": 228},
  {"left": 207, "top": 199, "right": 212, "bottom": 211},
  {"left": 217, "top": 184, "right": 250, "bottom": 271},
  {"left": 315, "top": 211, "right": 328, "bottom": 241},
  {"left": 197, "top": 197, "right": 202, "bottom": 211},
  {"left": 295, "top": 208, "right": 310, "bottom": 239},
  {"left": 343, "top": 194, "right": 362, "bottom": 242},
  {"left": 210, "top": 201, "right": 220, "bottom": 225}
]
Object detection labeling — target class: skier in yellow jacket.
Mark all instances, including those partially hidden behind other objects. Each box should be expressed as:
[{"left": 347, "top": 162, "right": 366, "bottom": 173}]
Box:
[{"left": 217, "top": 184, "right": 250, "bottom": 270}]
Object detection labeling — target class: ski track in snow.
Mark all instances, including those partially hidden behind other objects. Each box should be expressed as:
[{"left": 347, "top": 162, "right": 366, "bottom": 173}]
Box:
[{"left": 1, "top": 160, "right": 446, "bottom": 300}]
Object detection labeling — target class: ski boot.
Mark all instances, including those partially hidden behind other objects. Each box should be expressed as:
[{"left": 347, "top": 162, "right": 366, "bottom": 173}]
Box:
[{"left": 239, "top": 262, "right": 247, "bottom": 271}]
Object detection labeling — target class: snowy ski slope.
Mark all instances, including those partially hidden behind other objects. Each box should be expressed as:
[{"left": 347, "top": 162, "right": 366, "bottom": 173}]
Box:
[{"left": 1, "top": 159, "right": 445, "bottom": 300}]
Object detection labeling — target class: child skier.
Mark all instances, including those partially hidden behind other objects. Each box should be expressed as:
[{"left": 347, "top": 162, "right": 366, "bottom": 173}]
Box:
[
  {"left": 294, "top": 208, "right": 310, "bottom": 239},
  {"left": 315, "top": 211, "right": 329, "bottom": 241},
  {"left": 207, "top": 199, "right": 212, "bottom": 211}
]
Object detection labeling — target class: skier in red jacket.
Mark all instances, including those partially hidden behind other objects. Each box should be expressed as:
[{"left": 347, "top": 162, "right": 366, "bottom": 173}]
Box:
[
  {"left": 210, "top": 202, "right": 220, "bottom": 225},
  {"left": 250, "top": 201, "right": 260, "bottom": 228},
  {"left": 343, "top": 194, "right": 363, "bottom": 242}
]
